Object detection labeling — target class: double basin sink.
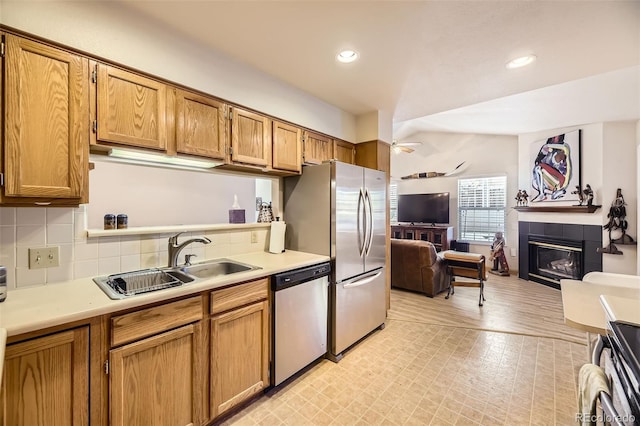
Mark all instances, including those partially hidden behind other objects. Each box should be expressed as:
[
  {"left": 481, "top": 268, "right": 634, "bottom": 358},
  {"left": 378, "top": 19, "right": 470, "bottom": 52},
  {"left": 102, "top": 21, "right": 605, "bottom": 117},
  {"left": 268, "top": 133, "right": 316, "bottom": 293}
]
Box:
[{"left": 93, "top": 258, "right": 261, "bottom": 300}]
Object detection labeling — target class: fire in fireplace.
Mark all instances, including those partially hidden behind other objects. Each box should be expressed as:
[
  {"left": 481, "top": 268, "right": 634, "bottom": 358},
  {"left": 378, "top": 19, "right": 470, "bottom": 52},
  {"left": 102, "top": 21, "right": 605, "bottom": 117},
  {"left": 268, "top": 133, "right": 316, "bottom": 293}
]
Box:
[{"left": 528, "top": 235, "right": 583, "bottom": 289}]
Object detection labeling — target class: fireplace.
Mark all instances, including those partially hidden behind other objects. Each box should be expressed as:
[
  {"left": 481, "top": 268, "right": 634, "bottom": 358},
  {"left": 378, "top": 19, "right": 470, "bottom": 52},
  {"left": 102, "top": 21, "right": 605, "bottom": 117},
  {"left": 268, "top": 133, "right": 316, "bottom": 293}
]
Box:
[
  {"left": 518, "top": 221, "right": 602, "bottom": 289},
  {"left": 528, "top": 236, "right": 583, "bottom": 288}
]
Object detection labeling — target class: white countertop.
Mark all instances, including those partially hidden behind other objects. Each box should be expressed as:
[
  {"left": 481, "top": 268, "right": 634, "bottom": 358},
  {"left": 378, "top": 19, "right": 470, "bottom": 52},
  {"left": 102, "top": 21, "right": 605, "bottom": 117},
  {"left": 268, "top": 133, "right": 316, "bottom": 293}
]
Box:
[
  {"left": 0, "top": 250, "right": 329, "bottom": 338},
  {"left": 600, "top": 294, "right": 640, "bottom": 326},
  {"left": 560, "top": 279, "right": 640, "bottom": 335}
]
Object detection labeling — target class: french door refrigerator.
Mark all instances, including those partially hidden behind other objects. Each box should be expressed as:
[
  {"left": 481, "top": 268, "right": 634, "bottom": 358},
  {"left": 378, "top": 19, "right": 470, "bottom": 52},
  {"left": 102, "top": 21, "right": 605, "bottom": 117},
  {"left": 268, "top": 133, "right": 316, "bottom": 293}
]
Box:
[{"left": 284, "top": 161, "right": 386, "bottom": 361}]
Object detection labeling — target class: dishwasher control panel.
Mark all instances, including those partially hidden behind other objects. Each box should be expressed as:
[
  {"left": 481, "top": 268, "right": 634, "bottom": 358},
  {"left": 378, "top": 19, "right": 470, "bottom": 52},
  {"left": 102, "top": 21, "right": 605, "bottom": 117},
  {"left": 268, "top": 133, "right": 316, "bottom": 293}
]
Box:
[{"left": 272, "top": 262, "right": 331, "bottom": 291}]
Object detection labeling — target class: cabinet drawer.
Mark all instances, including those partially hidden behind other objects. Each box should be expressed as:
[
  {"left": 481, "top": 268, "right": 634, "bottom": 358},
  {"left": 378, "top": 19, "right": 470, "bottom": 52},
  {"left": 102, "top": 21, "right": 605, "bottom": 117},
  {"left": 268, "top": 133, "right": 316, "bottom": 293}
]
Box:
[
  {"left": 211, "top": 278, "right": 269, "bottom": 315},
  {"left": 111, "top": 296, "right": 203, "bottom": 346}
]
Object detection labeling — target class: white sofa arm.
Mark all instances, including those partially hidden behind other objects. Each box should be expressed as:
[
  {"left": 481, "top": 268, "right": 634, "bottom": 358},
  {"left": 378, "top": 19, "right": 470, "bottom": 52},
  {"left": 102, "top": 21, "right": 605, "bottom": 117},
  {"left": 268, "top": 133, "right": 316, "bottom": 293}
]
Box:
[{"left": 582, "top": 272, "right": 640, "bottom": 288}]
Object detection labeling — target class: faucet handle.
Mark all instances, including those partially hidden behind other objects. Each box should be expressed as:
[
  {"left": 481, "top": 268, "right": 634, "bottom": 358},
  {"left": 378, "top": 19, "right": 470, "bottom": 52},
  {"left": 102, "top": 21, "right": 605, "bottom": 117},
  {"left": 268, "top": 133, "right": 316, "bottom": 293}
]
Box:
[
  {"left": 184, "top": 254, "right": 197, "bottom": 266},
  {"left": 169, "top": 232, "right": 184, "bottom": 245}
]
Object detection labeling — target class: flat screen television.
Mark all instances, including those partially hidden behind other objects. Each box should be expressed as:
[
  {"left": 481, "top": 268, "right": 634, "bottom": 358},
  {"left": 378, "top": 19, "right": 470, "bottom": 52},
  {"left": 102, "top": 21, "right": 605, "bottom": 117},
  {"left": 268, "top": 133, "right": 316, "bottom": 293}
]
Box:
[{"left": 397, "top": 192, "right": 450, "bottom": 225}]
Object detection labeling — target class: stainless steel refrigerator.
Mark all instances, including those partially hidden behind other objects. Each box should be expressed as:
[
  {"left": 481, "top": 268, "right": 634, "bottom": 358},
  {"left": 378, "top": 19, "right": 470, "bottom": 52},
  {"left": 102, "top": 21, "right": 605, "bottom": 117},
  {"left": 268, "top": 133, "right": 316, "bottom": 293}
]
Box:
[{"left": 284, "top": 161, "right": 386, "bottom": 361}]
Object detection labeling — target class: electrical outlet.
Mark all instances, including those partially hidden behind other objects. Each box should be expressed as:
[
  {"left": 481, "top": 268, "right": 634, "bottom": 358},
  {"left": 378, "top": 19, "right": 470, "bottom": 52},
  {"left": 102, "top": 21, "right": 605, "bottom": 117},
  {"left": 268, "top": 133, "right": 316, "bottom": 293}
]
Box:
[
  {"left": 251, "top": 231, "right": 258, "bottom": 244},
  {"left": 29, "top": 247, "right": 60, "bottom": 269},
  {"left": 510, "top": 247, "right": 517, "bottom": 257}
]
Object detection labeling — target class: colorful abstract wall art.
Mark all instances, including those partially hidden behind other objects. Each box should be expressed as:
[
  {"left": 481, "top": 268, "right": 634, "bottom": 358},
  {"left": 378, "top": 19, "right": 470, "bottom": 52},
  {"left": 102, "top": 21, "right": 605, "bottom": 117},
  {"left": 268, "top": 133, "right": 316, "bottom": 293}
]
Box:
[{"left": 530, "top": 130, "right": 581, "bottom": 203}]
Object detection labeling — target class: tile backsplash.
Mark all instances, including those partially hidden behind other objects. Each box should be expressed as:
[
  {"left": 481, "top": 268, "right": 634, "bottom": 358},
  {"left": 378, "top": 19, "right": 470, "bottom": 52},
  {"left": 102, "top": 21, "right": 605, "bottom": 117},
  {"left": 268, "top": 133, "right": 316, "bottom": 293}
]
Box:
[{"left": 0, "top": 206, "right": 269, "bottom": 290}]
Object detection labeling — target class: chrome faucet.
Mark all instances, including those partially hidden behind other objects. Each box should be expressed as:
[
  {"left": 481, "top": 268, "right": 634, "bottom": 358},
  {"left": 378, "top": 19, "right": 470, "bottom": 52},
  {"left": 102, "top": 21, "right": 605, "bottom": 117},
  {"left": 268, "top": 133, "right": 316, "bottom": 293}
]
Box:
[{"left": 167, "top": 232, "right": 211, "bottom": 267}]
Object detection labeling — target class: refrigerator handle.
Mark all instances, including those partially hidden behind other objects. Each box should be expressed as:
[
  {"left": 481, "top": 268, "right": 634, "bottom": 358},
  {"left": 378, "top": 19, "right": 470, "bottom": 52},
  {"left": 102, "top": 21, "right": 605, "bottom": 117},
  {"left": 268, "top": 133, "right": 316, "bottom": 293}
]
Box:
[
  {"left": 357, "top": 188, "right": 365, "bottom": 256},
  {"left": 364, "top": 188, "right": 374, "bottom": 256},
  {"left": 342, "top": 269, "right": 383, "bottom": 288}
]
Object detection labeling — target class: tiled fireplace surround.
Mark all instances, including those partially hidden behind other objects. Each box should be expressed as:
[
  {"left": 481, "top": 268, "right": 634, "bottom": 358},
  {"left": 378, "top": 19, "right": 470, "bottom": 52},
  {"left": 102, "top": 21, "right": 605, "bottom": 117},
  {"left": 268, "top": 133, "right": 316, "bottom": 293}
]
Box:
[
  {"left": 0, "top": 206, "right": 270, "bottom": 290},
  {"left": 518, "top": 220, "right": 603, "bottom": 287}
]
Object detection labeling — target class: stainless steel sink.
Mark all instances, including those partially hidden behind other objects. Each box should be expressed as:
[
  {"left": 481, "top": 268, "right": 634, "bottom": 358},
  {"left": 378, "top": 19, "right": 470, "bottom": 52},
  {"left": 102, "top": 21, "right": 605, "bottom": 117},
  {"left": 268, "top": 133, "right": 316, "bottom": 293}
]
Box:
[
  {"left": 94, "top": 259, "right": 260, "bottom": 299},
  {"left": 176, "top": 258, "right": 260, "bottom": 279}
]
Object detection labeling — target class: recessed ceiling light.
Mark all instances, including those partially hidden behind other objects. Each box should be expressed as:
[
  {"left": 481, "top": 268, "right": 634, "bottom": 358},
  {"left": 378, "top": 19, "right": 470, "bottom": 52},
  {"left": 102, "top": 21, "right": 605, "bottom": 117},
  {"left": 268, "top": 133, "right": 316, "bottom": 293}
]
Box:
[
  {"left": 506, "top": 54, "right": 537, "bottom": 69},
  {"left": 337, "top": 50, "right": 359, "bottom": 63}
]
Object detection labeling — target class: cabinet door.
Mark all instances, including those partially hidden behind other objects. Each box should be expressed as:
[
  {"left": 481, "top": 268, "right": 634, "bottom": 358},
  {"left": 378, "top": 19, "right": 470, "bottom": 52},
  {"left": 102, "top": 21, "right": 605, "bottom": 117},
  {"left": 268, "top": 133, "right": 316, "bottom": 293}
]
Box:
[
  {"left": 110, "top": 324, "right": 203, "bottom": 426},
  {"left": 303, "top": 131, "right": 332, "bottom": 165},
  {"left": 229, "top": 107, "right": 270, "bottom": 167},
  {"left": 334, "top": 139, "right": 355, "bottom": 164},
  {"left": 4, "top": 34, "right": 88, "bottom": 199},
  {"left": 96, "top": 64, "right": 167, "bottom": 150},
  {"left": 210, "top": 300, "right": 269, "bottom": 418},
  {"left": 176, "top": 89, "right": 226, "bottom": 160},
  {"left": 272, "top": 120, "right": 301, "bottom": 173},
  {"left": 0, "top": 327, "right": 89, "bottom": 426}
]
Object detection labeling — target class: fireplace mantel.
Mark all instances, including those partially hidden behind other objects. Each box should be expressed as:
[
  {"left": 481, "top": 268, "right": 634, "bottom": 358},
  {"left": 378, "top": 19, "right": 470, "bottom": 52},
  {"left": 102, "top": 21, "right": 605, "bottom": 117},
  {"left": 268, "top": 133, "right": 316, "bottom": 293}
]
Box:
[{"left": 513, "top": 205, "right": 601, "bottom": 213}]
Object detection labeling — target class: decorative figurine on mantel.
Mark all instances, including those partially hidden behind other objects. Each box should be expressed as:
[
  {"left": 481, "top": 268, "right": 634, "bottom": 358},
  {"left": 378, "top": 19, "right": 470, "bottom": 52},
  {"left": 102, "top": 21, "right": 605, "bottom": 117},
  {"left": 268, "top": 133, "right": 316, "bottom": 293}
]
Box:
[
  {"left": 598, "top": 188, "right": 636, "bottom": 255},
  {"left": 583, "top": 184, "right": 594, "bottom": 206},
  {"left": 571, "top": 185, "right": 585, "bottom": 206},
  {"left": 515, "top": 190, "right": 523, "bottom": 206},
  {"left": 521, "top": 190, "right": 529, "bottom": 206},
  {"left": 489, "top": 231, "right": 510, "bottom": 276}
]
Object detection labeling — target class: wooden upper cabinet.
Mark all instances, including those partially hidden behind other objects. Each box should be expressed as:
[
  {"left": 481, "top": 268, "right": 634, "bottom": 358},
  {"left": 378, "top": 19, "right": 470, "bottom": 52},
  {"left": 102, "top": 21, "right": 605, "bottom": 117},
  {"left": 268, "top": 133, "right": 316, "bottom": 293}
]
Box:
[
  {"left": 355, "top": 140, "right": 390, "bottom": 174},
  {"left": 2, "top": 34, "right": 88, "bottom": 201},
  {"left": 94, "top": 63, "right": 167, "bottom": 151},
  {"left": 303, "top": 131, "right": 332, "bottom": 165},
  {"left": 0, "top": 327, "right": 89, "bottom": 426},
  {"left": 229, "top": 107, "right": 270, "bottom": 167},
  {"left": 175, "top": 89, "right": 226, "bottom": 160},
  {"left": 272, "top": 120, "right": 302, "bottom": 173},
  {"left": 334, "top": 139, "right": 355, "bottom": 164}
]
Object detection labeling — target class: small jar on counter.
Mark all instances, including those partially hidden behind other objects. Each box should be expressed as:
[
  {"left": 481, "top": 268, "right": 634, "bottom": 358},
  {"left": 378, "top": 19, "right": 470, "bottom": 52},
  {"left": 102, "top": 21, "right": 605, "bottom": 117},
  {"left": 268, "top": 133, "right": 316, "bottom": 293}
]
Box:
[
  {"left": 117, "top": 214, "right": 128, "bottom": 229},
  {"left": 104, "top": 214, "right": 116, "bottom": 230}
]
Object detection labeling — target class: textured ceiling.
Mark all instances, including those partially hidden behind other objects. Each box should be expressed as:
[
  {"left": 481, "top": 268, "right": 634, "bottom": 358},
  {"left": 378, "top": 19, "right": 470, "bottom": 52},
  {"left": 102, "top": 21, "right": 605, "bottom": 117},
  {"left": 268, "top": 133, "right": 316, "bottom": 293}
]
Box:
[{"left": 117, "top": 0, "right": 640, "bottom": 136}]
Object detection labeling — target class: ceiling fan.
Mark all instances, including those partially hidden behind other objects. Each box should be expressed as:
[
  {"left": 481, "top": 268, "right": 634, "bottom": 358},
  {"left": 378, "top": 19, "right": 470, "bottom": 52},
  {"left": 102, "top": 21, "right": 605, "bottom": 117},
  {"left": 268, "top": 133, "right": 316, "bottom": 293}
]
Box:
[{"left": 391, "top": 139, "right": 422, "bottom": 154}]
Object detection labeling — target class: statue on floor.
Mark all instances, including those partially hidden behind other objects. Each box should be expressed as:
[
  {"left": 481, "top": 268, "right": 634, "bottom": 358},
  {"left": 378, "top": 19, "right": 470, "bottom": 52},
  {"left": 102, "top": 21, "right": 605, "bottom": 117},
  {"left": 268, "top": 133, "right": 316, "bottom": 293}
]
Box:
[{"left": 489, "top": 231, "right": 510, "bottom": 276}]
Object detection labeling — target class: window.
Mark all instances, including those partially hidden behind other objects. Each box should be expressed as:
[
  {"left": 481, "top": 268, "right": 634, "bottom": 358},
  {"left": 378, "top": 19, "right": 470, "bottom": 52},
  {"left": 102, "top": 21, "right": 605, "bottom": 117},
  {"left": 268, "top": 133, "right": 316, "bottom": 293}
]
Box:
[
  {"left": 458, "top": 176, "right": 507, "bottom": 243},
  {"left": 389, "top": 183, "right": 398, "bottom": 223}
]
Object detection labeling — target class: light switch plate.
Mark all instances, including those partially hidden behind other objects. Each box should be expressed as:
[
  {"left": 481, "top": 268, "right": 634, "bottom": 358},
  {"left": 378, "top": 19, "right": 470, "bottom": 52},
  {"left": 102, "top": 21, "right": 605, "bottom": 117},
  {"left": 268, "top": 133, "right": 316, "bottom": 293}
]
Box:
[
  {"left": 251, "top": 231, "right": 258, "bottom": 244},
  {"left": 29, "top": 247, "right": 60, "bottom": 269},
  {"left": 510, "top": 247, "right": 517, "bottom": 257}
]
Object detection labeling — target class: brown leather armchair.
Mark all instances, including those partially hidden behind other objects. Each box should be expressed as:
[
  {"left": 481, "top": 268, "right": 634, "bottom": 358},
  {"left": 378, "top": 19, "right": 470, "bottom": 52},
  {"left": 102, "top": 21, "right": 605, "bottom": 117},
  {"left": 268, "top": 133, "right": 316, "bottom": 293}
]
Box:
[{"left": 391, "top": 238, "right": 448, "bottom": 297}]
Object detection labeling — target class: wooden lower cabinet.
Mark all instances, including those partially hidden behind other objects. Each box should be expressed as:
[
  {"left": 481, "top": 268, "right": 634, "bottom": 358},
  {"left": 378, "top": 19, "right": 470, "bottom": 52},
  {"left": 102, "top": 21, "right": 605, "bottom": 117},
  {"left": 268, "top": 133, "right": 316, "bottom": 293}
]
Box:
[
  {"left": 109, "top": 323, "right": 204, "bottom": 426},
  {"left": 210, "top": 299, "right": 269, "bottom": 419},
  {"left": 391, "top": 225, "right": 454, "bottom": 251},
  {"left": 0, "top": 327, "right": 89, "bottom": 426}
]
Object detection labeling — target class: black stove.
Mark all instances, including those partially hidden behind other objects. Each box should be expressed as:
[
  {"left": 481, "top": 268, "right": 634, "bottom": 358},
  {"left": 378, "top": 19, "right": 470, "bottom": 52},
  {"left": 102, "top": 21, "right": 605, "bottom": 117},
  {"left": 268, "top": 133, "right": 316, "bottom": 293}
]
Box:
[
  {"left": 613, "top": 322, "right": 640, "bottom": 380},
  {"left": 607, "top": 321, "right": 640, "bottom": 423}
]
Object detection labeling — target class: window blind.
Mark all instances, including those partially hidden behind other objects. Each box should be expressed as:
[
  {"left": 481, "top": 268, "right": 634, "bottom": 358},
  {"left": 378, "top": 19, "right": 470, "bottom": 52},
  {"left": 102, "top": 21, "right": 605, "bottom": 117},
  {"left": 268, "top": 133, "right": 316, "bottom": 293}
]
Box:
[
  {"left": 457, "top": 176, "right": 506, "bottom": 242},
  {"left": 390, "top": 183, "right": 398, "bottom": 223}
]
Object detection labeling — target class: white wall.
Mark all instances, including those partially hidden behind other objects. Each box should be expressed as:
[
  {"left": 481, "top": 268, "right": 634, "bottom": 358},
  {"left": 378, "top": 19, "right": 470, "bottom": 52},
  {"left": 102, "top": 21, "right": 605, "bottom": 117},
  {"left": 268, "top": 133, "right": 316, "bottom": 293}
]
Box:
[
  {"left": 0, "top": 0, "right": 357, "bottom": 141},
  {"left": 391, "top": 131, "right": 519, "bottom": 266},
  {"left": 518, "top": 123, "right": 604, "bottom": 226},
  {"left": 88, "top": 159, "right": 259, "bottom": 229},
  {"left": 602, "top": 122, "right": 637, "bottom": 274},
  {"left": 638, "top": 120, "right": 640, "bottom": 274},
  {"left": 518, "top": 121, "right": 639, "bottom": 274}
]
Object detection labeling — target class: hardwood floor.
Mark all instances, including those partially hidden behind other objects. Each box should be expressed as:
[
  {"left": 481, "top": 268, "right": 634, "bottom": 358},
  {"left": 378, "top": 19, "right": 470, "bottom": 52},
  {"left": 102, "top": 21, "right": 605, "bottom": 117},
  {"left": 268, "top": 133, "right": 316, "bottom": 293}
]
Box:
[{"left": 389, "top": 273, "right": 587, "bottom": 345}]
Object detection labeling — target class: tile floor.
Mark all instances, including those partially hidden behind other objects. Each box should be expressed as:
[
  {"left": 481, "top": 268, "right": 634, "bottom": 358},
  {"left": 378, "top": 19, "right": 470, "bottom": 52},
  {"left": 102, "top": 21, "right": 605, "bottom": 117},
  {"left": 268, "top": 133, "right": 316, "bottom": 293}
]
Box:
[{"left": 220, "top": 320, "right": 587, "bottom": 425}]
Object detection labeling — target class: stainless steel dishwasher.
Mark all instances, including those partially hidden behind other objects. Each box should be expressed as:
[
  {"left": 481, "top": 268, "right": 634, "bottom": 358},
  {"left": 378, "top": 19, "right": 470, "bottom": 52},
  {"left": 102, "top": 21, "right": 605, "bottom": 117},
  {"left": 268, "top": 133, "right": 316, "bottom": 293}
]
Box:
[{"left": 272, "top": 262, "right": 330, "bottom": 386}]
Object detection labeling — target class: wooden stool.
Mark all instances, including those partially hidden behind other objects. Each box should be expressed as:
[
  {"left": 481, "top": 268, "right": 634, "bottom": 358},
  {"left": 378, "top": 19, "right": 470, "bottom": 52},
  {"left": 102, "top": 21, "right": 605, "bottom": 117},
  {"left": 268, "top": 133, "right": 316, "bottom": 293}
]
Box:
[{"left": 442, "top": 250, "right": 487, "bottom": 306}]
